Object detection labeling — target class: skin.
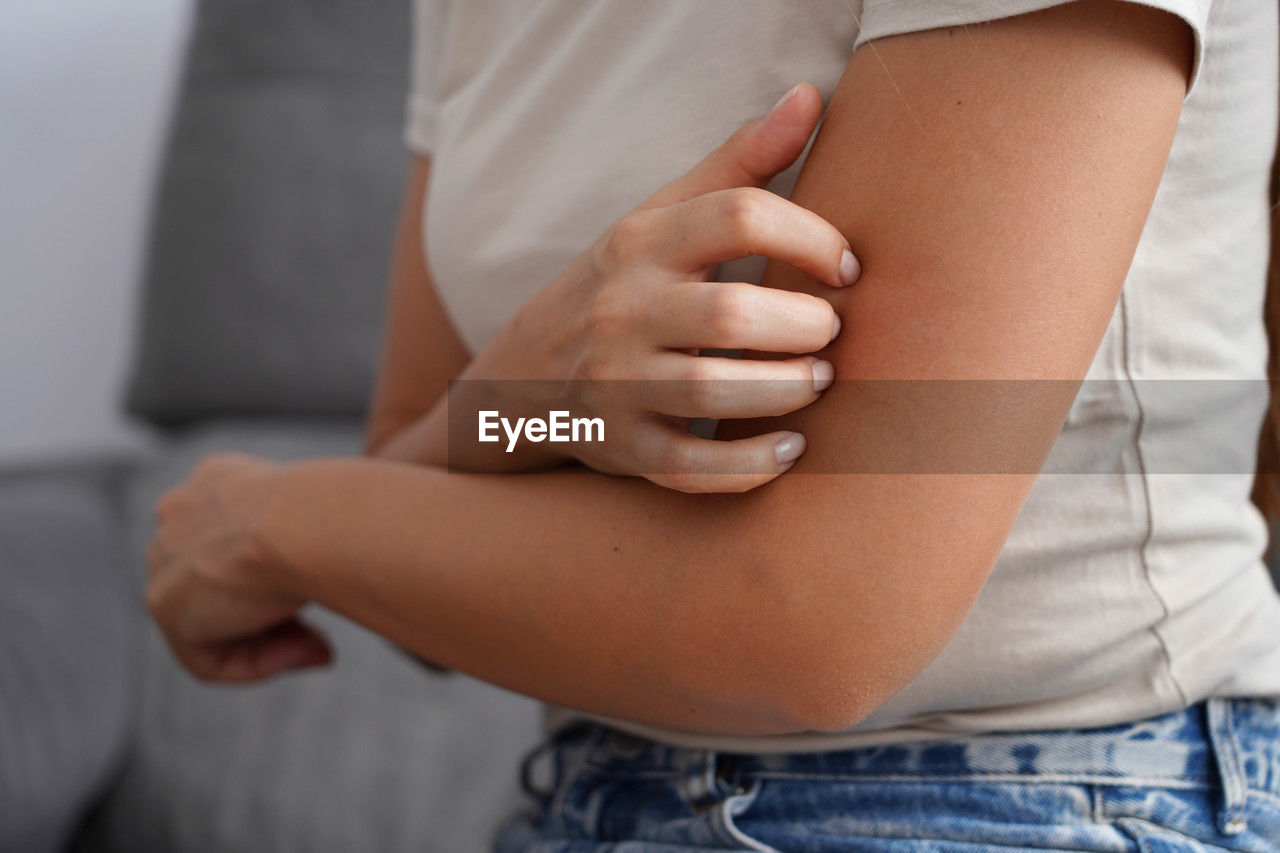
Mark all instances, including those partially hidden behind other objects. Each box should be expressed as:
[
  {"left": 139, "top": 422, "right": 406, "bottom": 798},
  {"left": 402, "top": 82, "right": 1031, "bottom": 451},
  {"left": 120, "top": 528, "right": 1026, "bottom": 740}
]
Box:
[
  {"left": 147, "top": 1, "right": 1194, "bottom": 736},
  {"left": 362, "top": 154, "right": 470, "bottom": 455}
]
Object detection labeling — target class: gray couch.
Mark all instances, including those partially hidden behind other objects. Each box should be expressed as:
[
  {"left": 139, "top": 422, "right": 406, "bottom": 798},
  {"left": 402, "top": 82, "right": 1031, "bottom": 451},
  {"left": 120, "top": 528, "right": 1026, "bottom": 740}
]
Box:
[{"left": 0, "top": 1, "right": 539, "bottom": 850}]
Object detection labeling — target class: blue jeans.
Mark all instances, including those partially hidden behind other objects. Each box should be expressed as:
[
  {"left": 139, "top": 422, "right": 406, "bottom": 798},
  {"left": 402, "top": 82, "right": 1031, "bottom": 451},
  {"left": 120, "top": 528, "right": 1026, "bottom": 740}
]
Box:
[{"left": 493, "top": 697, "right": 1280, "bottom": 851}]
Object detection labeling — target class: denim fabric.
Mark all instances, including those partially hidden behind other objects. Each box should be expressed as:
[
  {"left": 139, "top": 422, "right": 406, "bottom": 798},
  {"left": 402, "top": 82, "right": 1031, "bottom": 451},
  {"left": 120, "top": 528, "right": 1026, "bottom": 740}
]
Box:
[{"left": 493, "top": 697, "right": 1280, "bottom": 851}]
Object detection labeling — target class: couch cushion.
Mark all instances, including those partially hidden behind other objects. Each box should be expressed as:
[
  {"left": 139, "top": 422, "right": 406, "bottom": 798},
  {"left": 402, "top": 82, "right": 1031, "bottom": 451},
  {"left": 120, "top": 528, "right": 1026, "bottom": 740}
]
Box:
[
  {"left": 125, "top": 0, "right": 410, "bottom": 425},
  {"left": 76, "top": 422, "right": 540, "bottom": 853},
  {"left": 0, "top": 476, "right": 138, "bottom": 853}
]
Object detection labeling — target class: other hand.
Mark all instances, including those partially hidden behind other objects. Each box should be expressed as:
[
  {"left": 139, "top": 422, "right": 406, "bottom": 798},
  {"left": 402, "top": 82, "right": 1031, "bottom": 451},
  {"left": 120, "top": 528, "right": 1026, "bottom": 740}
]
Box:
[
  {"left": 145, "top": 453, "right": 328, "bottom": 683},
  {"left": 459, "top": 82, "right": 858, "bottom": 493}
]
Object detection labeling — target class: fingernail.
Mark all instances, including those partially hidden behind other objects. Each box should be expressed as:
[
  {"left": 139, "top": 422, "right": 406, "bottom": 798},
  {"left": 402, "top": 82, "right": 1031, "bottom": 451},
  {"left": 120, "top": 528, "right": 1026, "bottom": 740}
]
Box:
[
  {"left": 840, "top": 249, "right": 861, "bottom": 286},
  {"left": 812, "top": 359, "right": 834, "bottom": 392},
  {"left": 771, "top": 83, "right": 803, "bottom": 113},
  {"left": 774, "top": 432, "right": 806, "bottom": 466},
  {"left": 830, "top": 315, "right": 842, "bottom": 342}
]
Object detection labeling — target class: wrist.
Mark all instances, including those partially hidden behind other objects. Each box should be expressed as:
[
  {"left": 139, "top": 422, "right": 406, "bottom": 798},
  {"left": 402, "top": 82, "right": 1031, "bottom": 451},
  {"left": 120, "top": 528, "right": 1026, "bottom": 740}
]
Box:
[
  {"left": 248, "top": 461, "right": 315, "bottom": 601},
  {"left": 472, "top": 281, "right": 580, "bottom": 383}
]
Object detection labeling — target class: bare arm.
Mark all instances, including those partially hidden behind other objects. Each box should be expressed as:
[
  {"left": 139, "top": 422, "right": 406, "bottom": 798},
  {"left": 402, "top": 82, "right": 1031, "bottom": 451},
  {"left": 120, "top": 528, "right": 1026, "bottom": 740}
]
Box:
[
  {"left": 363, "top": 155, "right": 470, "bottom": 457},
  {"left": 151, "top": 1, "right": 1193, "bottom": 735}
]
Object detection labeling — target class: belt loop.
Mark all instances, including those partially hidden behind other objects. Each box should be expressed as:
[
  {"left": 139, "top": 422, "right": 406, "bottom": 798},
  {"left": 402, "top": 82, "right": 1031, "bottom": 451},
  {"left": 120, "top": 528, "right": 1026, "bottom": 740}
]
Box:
[
  {"left": 518, "top": 737, "right": 558, "bottom": 806},
  {"left": 1205, "top": 697, "right": 1249, "bottom": 836},
  {"left": 519, "top": 721, "right": 598, "bottom": 807},
  {"left": 680, "top": 749, "right": 720, "bottom": 810}
]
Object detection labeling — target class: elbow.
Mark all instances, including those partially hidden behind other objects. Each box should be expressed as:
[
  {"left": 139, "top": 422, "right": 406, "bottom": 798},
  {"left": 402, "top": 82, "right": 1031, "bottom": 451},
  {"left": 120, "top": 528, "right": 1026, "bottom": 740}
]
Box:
[
  {"left": 717, "top": 551, "right": 980, "bottom": 736},
  {"left": 766, "top": 650, "right": 882, "bottom": 735},
  {"left": 704, "top": 603, "right": 889, "bottom": 735},
  {"left": 704, "top": 555, "right": 886, "bottom": 734}
]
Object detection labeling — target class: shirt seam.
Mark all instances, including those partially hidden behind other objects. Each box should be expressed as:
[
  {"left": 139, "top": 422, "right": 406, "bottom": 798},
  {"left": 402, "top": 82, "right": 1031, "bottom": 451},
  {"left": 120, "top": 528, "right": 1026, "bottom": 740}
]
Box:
[{"left": 1119, "top": 288, "right": 1191, "bottom": 711}]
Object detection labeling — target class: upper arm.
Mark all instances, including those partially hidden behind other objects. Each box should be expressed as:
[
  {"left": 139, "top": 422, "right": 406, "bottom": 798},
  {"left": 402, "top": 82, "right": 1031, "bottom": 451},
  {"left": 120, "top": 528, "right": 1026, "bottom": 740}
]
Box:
[
  {"left": 364, "top": 155, "right": 471, "bottom": 454},
  {"left": 799, "top": 0, "right": 1192, "bottom": 382},
  {"left": 721, "top": 0, "right": 1193, "bottom": 727}
]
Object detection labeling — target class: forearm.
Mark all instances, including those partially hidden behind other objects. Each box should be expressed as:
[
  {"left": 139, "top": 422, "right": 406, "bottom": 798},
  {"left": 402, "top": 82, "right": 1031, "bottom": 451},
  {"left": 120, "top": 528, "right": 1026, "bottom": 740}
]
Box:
[
  {"left": 258, "top": 437, "right": 1029, "bottom": 734},
  {"left": 261, "top": 456, "right": 858, "bottom": 733}
]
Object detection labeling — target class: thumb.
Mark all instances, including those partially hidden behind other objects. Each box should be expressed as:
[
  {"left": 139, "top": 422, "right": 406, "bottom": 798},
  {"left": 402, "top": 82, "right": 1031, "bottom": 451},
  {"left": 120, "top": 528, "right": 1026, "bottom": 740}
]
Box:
[{"left": 635, "top": 82, "right": 823, "bottom": 212}]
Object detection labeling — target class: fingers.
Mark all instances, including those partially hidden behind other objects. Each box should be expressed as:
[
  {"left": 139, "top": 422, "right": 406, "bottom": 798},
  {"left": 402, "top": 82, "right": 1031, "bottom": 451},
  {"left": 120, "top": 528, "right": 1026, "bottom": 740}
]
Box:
[
  {"left": 648, "top": 281, "right": 841, "bottom": 352},
  {"left": 641, "top": 353, "right": 832, "bottom": 419},
  {"left": 653, "top": 187, "right": 860, "bottom": 289},
  {"left": 636, "top": 82, "right": 824, "bottom": 212},
  {"left": 167, "top": 618, "right": 333, "bottom": 683},
  {"left": 633, "top": 422, "right": 808, "bottom": 494}
]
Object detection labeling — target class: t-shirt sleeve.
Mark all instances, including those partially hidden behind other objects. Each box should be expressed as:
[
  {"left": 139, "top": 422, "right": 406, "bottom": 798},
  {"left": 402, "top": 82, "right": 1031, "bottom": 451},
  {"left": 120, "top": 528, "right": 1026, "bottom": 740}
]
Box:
[
  {"left": 853, "top": 0, "right": 1211, "bottom": 100},
  {"left": 404, "top": 0, "right": 446, "bottom": 155}
]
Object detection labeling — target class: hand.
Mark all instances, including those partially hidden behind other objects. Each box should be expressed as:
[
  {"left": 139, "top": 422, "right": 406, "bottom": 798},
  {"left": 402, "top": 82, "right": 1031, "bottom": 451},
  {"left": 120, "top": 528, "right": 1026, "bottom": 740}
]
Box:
[
  {"left": 454, "top": 82, "right": 859, "bottom": 493},
  {"left": 145, "top": 453, "right": 330, "bottom": 683}
]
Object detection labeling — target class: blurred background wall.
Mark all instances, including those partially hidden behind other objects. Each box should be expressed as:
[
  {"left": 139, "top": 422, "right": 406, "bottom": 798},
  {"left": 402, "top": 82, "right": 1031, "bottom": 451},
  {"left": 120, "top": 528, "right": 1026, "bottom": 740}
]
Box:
[
  {"left": 0, "top": 5, "right": 540, "bottom": 850},
  {"left": 0, "top": 0, "right": 192, "bottom": 466}
]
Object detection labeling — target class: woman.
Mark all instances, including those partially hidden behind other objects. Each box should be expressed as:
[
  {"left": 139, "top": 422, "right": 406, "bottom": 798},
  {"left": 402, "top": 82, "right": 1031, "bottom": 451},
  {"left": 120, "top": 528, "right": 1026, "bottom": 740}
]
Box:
[{"left": 145, "top": 0, "right": 1280, "bottom": 849}]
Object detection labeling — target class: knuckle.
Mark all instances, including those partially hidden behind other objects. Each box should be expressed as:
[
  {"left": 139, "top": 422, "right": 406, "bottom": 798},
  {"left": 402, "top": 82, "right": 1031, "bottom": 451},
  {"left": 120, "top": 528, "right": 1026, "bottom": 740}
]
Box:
[
  {"left": 573, "top": 356, "right": 601, "bottom": 384},
  {"left": 570, "top": 358, "right": 601, "bottom": 383},
  {"left": 719, "top": 187, "right": 770, "bottom": 234},
  {"left": 657, "top": 441, "right": 701, "bottom": 480},
  {"left": 681, "top": 362, "right": 727, "bottom": 412},
  {"left": 597, "top": 213, "right": 650, "bottom": 266},
  {"left": 585, "top": 291, "right": 631, "bottom": 340},
  {"left": 702, "top": 288, "right": 749, "bottom": 340},
  {"left": 574, "top": 356, "right": 622, "bottom": 384},
  {"left": 681, "top": 357, "right": 719, "bottom": 385}
]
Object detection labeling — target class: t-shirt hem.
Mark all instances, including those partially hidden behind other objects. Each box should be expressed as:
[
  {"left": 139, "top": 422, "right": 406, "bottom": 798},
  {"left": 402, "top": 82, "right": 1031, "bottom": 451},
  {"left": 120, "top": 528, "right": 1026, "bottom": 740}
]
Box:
[{"left": 403, "top": 93, "right": 438, "bottom": 155}]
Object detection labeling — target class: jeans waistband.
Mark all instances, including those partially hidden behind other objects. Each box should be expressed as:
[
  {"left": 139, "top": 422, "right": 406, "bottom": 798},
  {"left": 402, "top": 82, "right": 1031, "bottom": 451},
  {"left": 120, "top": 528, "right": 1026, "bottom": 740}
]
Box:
[{"left": 528, "top": 697, "right": 1280, "bottom": 838}]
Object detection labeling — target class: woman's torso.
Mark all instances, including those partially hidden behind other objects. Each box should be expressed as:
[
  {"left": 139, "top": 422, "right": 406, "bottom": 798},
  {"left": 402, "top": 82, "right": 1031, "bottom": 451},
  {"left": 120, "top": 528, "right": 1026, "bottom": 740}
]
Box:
[{"left": 411, "top": 0, "right": 1280, "bottom": 752}]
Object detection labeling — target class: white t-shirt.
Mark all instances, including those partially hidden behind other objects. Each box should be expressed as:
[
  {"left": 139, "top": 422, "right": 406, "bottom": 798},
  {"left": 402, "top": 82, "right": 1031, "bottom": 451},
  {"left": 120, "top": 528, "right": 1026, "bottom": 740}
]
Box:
[{"left": 404, "top": 0, "right": 1280, "bottom": 752}]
